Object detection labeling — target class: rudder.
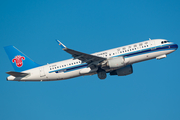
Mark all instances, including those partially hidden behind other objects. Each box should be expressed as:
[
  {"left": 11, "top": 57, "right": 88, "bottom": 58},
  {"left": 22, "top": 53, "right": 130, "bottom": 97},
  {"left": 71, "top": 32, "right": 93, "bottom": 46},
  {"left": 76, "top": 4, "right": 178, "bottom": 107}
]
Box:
[{"left": 4, "top": 45, "right": 40, "bottom": 72}]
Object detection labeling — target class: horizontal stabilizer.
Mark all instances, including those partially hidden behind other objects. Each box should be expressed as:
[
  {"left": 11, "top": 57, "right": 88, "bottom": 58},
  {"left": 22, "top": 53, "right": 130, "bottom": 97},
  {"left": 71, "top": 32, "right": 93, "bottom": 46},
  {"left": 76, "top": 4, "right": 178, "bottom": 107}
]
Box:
[{"left": 6, "top": 71, "right": 29, "bottom": 77}]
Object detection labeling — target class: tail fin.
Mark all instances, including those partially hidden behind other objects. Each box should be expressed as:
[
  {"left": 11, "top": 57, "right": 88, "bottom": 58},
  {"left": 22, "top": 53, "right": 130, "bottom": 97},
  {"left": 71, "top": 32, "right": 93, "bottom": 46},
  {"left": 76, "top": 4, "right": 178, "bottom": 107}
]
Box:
[{"left": 4, "top": 45, "right": 40, "bottom": 72}]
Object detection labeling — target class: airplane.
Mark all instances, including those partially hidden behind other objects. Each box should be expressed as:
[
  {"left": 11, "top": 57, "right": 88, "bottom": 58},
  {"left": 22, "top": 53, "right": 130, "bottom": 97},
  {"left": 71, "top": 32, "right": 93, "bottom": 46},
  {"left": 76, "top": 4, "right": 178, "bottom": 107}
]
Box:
[{"left": 4, "top": 38, "right": 178, "bottom": 81}]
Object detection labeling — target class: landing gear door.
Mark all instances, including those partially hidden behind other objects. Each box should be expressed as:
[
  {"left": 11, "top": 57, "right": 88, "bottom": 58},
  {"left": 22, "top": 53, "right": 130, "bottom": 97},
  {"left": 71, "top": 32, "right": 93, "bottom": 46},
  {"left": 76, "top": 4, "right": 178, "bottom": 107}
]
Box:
[{"left": 39, "top": 67, "right": 46, "bottom": 77}]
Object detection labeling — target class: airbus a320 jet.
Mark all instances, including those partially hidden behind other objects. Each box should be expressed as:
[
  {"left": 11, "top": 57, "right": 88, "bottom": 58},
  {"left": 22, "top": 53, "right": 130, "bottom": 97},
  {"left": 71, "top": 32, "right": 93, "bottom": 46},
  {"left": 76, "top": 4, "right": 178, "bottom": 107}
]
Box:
[{"left": 4, "top": 39, "right": 178, "bottom": 81}]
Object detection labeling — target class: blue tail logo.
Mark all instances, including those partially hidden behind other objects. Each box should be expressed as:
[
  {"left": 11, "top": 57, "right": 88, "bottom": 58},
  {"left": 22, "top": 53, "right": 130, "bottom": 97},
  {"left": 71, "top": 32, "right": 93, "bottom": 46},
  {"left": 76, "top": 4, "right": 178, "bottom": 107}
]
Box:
[
  {"left": 4, "top": 46, "right": 40, "bottom": 72},
  {"left": 12, "top": 55, "right": 25, "bottom": 67}
]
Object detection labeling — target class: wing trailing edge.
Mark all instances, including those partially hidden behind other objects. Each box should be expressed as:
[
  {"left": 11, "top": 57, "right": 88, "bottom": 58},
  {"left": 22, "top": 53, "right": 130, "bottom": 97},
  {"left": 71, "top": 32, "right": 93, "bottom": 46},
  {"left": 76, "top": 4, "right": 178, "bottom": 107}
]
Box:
[{"left": 55, "top": 40, "right": 106, "bottom": 66}]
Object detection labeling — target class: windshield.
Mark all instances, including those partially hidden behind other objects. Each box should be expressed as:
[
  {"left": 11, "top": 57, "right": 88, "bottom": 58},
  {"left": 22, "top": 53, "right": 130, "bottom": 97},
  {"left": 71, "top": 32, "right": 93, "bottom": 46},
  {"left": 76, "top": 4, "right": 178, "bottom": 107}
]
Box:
[{"left": 161, "top": 40, "right": 170, "bottom": 44}]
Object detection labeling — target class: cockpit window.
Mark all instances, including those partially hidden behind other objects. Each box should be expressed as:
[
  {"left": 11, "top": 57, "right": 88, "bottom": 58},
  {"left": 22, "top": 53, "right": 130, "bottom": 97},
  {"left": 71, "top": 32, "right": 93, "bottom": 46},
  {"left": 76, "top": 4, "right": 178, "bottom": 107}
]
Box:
[{"left": 161, "top": 40, "right": 170, "bottom": 44}]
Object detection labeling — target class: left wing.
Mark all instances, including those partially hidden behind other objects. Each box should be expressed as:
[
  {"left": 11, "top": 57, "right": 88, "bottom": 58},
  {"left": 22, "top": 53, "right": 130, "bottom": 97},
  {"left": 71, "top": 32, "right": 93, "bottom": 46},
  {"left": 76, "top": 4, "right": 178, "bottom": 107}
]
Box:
[{"left": 56, "top": 40, "right": 106, "bottom": 67}]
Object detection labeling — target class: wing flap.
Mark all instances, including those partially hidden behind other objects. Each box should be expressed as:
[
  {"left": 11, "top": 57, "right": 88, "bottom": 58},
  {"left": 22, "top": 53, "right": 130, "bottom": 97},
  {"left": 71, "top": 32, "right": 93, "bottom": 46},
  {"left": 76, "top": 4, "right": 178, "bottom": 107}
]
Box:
[{"left": 6, "top": 71, "right": 30, "bottom": 77}]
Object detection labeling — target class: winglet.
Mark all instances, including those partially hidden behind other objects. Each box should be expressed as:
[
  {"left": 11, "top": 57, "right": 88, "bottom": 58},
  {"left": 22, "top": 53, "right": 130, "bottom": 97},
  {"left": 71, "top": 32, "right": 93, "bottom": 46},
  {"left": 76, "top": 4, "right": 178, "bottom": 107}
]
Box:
[{"left": 56, "top": 40, "right": 66, "bottom": 49}]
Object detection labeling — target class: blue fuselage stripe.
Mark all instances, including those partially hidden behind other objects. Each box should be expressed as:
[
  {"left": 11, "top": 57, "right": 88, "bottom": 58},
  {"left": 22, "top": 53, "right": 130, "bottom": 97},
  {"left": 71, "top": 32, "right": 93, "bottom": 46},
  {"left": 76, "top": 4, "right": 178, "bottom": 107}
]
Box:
[
  {"left": 50, "top": 44, "right": 177, "bottom": 73},
  {"left": 55, "top": 64, "right": 88, "bottom": 73},
  {"left": 121, "top": 44, "right": 177, "bottom": 58}
]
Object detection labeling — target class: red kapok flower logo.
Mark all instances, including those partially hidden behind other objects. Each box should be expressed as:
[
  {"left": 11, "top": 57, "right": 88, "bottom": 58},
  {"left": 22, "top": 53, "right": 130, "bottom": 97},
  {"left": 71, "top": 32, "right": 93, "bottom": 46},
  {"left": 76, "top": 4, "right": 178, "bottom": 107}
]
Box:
[{"left": 12, "top": 55, "right": 25, "bottom": 67}]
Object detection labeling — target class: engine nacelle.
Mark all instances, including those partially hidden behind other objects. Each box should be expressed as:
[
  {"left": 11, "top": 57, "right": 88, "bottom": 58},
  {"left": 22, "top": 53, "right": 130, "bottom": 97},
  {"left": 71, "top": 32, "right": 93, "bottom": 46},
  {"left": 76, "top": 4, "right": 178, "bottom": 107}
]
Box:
[
  {"left": 110, "top": 65, "right": 133, "bottom": 76},
  {"left": 107, "top": 56, "right": 125, "bottom": 68}
]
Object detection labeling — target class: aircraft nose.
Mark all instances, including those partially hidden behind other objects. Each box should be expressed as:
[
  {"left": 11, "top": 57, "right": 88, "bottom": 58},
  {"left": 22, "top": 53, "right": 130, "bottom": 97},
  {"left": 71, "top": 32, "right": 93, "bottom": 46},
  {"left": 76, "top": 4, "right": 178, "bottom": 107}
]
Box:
[{"left": 175, "top": 44, "right": 178, "bottom": 50}]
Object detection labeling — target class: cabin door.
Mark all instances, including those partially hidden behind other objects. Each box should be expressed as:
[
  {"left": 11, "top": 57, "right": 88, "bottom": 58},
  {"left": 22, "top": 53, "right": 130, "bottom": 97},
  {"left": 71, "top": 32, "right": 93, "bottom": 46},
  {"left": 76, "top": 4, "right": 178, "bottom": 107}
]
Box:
[
  {"left": 39, "top": 67, "right": 46, "bottom": 77},
  {"left": 150, "top": 40, "right": 155, "bottom": 46}
]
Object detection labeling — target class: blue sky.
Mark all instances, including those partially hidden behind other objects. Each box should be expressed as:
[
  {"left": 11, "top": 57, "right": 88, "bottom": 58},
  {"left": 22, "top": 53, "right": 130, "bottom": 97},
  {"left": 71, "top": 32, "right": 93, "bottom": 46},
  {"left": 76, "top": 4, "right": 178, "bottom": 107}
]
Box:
[{"left": 0, "top": 0, "right": 180, "bottom": 120}]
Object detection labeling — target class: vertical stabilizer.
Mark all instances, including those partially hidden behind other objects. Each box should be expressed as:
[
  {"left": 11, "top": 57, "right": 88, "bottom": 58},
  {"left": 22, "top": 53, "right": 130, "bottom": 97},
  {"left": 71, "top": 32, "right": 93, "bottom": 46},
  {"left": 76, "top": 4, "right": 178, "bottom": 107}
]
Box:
[{"left": 4, "top": 46, "right": 40, "bottom": 72}]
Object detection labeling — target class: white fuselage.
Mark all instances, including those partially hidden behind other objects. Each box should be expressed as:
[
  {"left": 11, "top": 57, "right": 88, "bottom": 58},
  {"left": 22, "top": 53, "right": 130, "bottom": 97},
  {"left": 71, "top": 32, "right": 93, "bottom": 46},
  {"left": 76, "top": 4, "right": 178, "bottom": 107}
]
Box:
[{"left": 7, "top": 39, "right": 178, "bottom": 81}]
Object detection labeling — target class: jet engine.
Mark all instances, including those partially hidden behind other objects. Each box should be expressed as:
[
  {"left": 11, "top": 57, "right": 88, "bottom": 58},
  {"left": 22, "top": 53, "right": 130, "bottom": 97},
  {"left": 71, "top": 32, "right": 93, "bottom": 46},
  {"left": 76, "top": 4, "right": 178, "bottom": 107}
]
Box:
[
  {"left": 101, "top": 56, "right": 125, "bottom": 69},
  {"left": 110, "top": 65, "right": 133, "bottom": 76}
]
